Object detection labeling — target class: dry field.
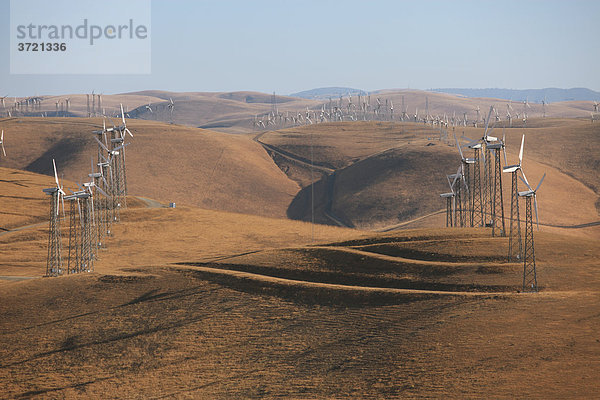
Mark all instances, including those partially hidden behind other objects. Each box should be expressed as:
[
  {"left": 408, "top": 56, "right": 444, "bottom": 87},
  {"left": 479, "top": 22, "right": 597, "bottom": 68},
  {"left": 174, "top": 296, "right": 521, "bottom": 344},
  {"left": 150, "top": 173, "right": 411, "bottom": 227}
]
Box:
[
  {"left": 0, "top": 117, "right": 298, "bottom": 218},
  {"left": 0, "top": 194, "right": 598, "bottom": 398},
  {"left": 260, "top": 120, "right": 600, "bottom": 237},
  {"left": 0, "top": 111, "right": 599, "bottom": 398}
]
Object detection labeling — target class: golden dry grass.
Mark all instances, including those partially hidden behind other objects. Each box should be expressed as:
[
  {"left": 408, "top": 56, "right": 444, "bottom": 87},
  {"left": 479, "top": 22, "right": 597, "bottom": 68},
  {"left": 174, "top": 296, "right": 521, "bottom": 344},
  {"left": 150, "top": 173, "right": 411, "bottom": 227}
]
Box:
[
  {"left": 14, "top": 90, "right": 321, "bottom": 134},
  {"left": 0, "top": 112, "right": 599, "bottom": 397},
  {"left": 260, "top": 120, "right": 599, "bottom": 238},
  {"left": 0, "top": 189, "right": 598, "bottom": 397},
  {"left": 0, "top": 117, "right": 299, "bottom": 218},
  {"left": 14, "top": 89, "right": 598, "bottom": 135}
]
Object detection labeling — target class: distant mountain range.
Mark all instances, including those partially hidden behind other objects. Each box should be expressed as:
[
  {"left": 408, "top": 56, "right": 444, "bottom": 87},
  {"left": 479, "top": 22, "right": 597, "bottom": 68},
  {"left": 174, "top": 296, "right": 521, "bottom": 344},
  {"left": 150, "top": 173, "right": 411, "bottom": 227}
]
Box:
[
  {"left": 290, "top": 87, "right": 367, "bottom": 100},
  {"left": 430, "top": 88, "right": 600, "bottom": 103}
]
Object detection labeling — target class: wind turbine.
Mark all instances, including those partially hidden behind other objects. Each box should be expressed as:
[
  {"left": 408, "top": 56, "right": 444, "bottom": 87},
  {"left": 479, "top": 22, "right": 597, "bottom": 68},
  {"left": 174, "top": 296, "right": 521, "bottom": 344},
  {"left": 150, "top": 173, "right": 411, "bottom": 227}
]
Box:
[
  {"left": 503, "top": 134, "right": 525, "bottom": 261},
  {"left": 0, "top": 130, "right": 5, "bottom": 157},
  {"left": 43, "top": 159, "right": 66, "bottom": 276},
  {"left": 523, "top": 98, "right": 531, "bottom": 126},
  {"left": 542, "top": 97, "right": 547, "bottom": 118},
  {"left": 461, "top": 106, "right": 498, "bottom": 228},
  {"left": 401, "top": 95, "right": 408, "bottom": 121},
  {"left": 518, "top": 170, "right": 546, "bottom": 292},
  {"left": 116, "top": 104, "right": 134, "bottom": 138},
  {"left": 440, "top": 171, "right": 459, "bottom": 228},
  {"left": 168, "top": 97, "right": 175, "bottom": 120},
  {"left": 455, "top": 134, "right": 476, "bottom": 226},
  {"left": 487, "top": 131, "right": 507, "bottom": 236}
]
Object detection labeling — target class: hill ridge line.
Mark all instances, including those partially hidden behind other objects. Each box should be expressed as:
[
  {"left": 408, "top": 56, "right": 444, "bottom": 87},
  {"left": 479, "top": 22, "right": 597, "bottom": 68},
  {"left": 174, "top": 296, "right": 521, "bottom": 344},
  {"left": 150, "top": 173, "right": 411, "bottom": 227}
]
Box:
[{"left": 176, "top": 264, "right": 510, "bottom": 297}]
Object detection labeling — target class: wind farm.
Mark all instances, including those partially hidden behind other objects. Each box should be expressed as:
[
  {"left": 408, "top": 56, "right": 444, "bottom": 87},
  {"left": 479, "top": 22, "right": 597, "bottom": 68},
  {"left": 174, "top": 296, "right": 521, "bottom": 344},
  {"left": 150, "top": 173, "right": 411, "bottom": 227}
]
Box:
[{"left": 1, "top": 90, "right": 599, "bottom": 397}]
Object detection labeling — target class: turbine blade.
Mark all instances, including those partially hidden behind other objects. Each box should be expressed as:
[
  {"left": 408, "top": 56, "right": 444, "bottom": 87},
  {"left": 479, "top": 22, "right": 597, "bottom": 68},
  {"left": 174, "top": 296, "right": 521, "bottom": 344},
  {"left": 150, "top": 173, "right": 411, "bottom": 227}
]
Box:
[
  {"left": 53, "top": 159, "right": 60, "bottom": 188},
  {"left": 519, "top": 134, "right": 525, "bottom": 164},
  {"left": 454, "top": 134, "right": 464, "bottom": 159},
  {"left": 447, "top": 175, "right": 454, "bottom": 192},
  {"left": 534, "top": 196, "right": 540, "bottom": 230},
  {"left": 484, "top": 106, "right": 493, "bottom": 136},
  {"left": 535, "top": 172, "right": 546, "bottom": 192},
  {"left": 520, "top": 170, "right": 532, "bottom": 190},
  {"left": 61, "top": 193, "right": 65, "bottom": 218},
  {"left": 95, "top": 185, "right": 109, "bottom": 198},
  {"left": 94, "top": 136, "right": 110, "bottom": 152}
]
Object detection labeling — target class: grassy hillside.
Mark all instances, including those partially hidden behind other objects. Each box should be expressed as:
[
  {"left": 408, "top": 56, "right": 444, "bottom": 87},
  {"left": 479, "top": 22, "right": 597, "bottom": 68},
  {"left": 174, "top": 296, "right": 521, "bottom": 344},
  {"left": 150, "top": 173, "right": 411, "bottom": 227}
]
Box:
[
  {"left": 261, "top": 120, "right": 599, "bottom": 237},
  {"left": 0, "top": 118, "right": 299, "bottom": 219},
  {"left": 0, "top": 183, "right": 598, "bottom": 397}
]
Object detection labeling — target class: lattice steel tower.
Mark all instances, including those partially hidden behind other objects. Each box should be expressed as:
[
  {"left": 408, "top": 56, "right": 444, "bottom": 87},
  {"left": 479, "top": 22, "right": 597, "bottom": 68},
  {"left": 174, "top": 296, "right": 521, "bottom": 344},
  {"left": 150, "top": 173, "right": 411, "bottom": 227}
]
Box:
[
  {"left": 521, "top": 195, "right": 537, "bottom": 292},
  {"left": 66, "top": 196, "right": 81, "bottom": 274},
  {"left": 455, "top": 134, "right": 475, "bottom": 227},
  {"left": 487, "top": 143, "right": 506, "bottom": 237},
  {"left": 508, "top": 171, "right": 522, "bottom": 261},
  {"left": 44, "top": 159, "right": 65, "bottom": 277},
  {"left": 518, "top": 171, "right": 545, "bottom": 292},
  {"left": 482, "top": 144, "right": 492, "bottom": 227},
  {"left": 470, "top": 145, "right": 484, "bottom": 227},
  {"left": 504, "top": 134, "right": 526, "bottom": 262},
  {"left": 44, "top": 187, "right": 62, "bottom": 276}
]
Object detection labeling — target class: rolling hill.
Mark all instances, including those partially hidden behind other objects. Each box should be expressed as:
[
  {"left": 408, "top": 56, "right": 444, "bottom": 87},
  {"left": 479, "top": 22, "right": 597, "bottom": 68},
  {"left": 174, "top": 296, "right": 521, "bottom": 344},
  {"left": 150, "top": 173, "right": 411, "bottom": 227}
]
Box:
[
  {"left": 1, "top": 106, "right": 599, "bottom": 397},
  {"left": 5, "top": 89, "right": 600, "bottom": 135},
  {"left": 432, "top": 87, "right": 600, "bottom": 103},
  {"left": 259, "top": 120, "right": 600, "bottom": 238},
  {"left": 0, "top": 117, "right": 298, "bottom": 218},
  {"left": 0, "top": 173, "right": 598, "bottom": 397}
]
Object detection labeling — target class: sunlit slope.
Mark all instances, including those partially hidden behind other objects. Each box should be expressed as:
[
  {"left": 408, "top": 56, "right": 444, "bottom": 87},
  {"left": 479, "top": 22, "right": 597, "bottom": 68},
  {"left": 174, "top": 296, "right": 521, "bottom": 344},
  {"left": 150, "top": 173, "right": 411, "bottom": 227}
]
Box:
[
  {"left": 262, "top": 119, "right": 599, "bottom": 237},
  {"left": 0, "top": 198, "right": 598, "bottom": 397},
  {"left": 0, "top": 117, "right": 299, "bottom": 218}
]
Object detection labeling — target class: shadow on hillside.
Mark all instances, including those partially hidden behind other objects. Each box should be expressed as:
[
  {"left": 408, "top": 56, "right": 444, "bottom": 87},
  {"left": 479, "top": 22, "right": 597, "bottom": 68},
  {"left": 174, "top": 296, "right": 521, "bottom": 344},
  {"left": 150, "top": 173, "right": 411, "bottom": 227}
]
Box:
[{"left": 25, "top": 137, "right": 89, "bottom": 176}]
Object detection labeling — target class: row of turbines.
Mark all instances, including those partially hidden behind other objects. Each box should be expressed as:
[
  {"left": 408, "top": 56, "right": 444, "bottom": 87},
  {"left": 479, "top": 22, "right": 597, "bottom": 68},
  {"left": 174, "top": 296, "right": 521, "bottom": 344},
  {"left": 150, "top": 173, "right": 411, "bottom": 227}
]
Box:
[
  {"left": 44, "top": 105, "right": 133, "bottom": 276},
  {"left": 440, "top": 106, "right": 545, "bottom": 292},
  {"left": 251, "top": 94, "right": 553, "bottom": 130}
]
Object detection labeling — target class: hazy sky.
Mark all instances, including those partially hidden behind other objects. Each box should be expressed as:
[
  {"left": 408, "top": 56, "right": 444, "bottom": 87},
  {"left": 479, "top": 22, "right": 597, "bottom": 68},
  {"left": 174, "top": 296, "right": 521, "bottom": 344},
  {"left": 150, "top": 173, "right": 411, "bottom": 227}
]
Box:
[{"left": 1, "top": 0, "right": 599, "bottom": 96}]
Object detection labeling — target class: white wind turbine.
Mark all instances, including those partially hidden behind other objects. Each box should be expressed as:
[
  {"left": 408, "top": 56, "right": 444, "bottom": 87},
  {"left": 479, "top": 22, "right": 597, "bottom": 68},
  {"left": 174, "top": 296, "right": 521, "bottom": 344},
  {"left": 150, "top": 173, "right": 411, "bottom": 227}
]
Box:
[{"left": 0, "top": 130, "right": 5, "bottom": 157}]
